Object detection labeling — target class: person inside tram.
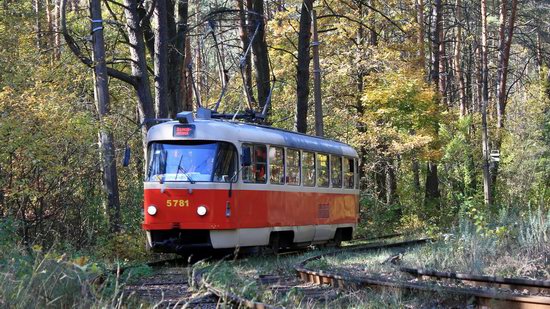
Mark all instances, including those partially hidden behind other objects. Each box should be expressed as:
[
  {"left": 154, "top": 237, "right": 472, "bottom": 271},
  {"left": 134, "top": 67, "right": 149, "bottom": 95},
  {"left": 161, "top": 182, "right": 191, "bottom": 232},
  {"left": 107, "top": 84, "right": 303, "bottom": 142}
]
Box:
[{"left": 254, "top": 146, "right": 267, "bottom": 182}]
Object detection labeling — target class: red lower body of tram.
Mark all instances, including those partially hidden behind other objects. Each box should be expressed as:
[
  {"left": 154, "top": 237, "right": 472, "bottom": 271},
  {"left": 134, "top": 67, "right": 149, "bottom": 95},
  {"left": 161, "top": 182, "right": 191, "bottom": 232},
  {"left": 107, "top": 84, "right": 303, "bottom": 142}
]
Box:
[{"left": 143, "top": 187, "right": 358, "bottom": 253}]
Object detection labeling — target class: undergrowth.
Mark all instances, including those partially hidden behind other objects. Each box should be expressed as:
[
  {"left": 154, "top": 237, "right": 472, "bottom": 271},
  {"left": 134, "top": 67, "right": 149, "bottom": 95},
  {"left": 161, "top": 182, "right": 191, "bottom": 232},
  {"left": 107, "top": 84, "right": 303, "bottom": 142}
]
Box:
[
  {"left": 0, "top": 219, "right": 152, "bottom": 308},
  {"left": 403, "top": 206, "right": 549, "bottom": 279}
]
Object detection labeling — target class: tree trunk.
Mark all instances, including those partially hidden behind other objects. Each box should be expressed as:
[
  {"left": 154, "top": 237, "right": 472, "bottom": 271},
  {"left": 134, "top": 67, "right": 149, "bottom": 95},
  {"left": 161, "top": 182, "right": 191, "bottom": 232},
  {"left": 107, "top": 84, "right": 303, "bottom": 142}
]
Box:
[
  {"left": 167, "top": 0, "right": 189, "bottom": 116},
  {"left": 368, "top": 0, "right": 377, "bottom": 46},
  {"left": 386, "top": 158, "right": 398, "bottom": 205},
  {"left": 138, "top": 6, "right": 155, "bottom": 61},
  {"left": 415, "top": 0, "right": 426, "bottom": 74},
  {"left": 311, "top": 10, "right": 323, "bottom": 137},
  {"left": 250, "top": 0, "right": 271, "bottom": 109},
  {"left": 33, "top": 0, "right": 42, "bottom": 50},
  {"left": 295, "top": 0, "right": 314, "bottom": 133},
  {"left": 166, "top": 0, "right": 177, "bottom": 116},
  {"left": 536, "top": 31, "right": 543, "bottom": 75},
  {"left": 45, "top": 0, "right": 54, "bottom": 53},
  {"left": 412, "top": 159, "right": 420, "bottom": 191},
  {"left": 183, "top": 35, "right": 193, "bottom": 110},
  {"left": 153, "top": 0, "right": 169, "bottom": 118},
  {"left": 89, "top": 0, "right": 121, "bottom": 233},
  {"left": 238, "top": 0, "right": 256, "bottom": 106},
  {"left": 425, "top": 0, "right": 442, "bottom": 205},
  {"left": 480, "top": 0, "right": 492, "bottom": 206},
  {"left": 425, "top": 162, "right": 440, "bottom": 200},
  {"left": 497, "top": 0, "right": 519, "bottom": 122},
  {"left": 466, "top": 43, "right": 473, "bottom": 114},
  {"left": 475, "top": 46, "right": 482, "bottom": 113},
  {"left": 53, "top": 0, "right": 61, "bottom": 60},
  {"left": 123, "top": 0, "right": 156, "bottom": 154},
  {"left": 438, "top": 2, "right": 446, "bottom": 107},
  {"left": 455, "top": 0, "right": 466, "bottom": 117},
  {"left": 193, "top": 0, "right": 202, "bottom": 102},
  {"left": 374, "top": 160, "right": 387, "bottom": 202},
  {"left": 492, "top": 0, "right": 518, "bottom": 190}
]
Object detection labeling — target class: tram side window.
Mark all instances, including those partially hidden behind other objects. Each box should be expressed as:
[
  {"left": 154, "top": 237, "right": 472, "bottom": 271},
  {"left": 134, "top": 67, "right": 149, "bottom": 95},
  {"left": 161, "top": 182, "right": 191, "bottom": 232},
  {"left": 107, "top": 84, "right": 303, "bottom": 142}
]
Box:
[
  {"left": 343, "top": 158, "right": 354, "bottom": 189},
  {"left": 242, "top": 144, "right": 267, "bottom": 183},
  {"left": 331, "top": 155, "right": 342, "bottom": 188},
  {"left": 269, "top": 146, "right": 284, "bottom": 184},
  {"left": 317, "top": 153, "right": 329, "bottom": 187},
  {"left": 286, "top": 149, "right": 301, "bottom": 185},
  {"left": 302, "top": 151, "right": 316, "bottom": 187}
]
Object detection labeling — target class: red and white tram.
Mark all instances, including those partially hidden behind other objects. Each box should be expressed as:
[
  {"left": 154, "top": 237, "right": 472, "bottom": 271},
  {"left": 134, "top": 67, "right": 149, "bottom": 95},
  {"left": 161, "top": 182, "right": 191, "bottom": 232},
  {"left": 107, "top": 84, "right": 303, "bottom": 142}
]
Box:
[{"left": 143, "top": 111, "right": 359, "bottom": 253}]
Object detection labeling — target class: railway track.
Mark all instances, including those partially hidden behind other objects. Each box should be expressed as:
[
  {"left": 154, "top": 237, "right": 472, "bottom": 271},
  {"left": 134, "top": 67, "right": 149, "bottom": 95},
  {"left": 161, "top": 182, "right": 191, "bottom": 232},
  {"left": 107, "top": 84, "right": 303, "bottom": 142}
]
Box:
[
  {"left": 110, "top": 235, "right": 404, "bottom": 307},
  {"left": 105, "top": 235, "right": 550, "bottom": 308},
  {"left": 294, "top": 238, "right": 550, "bottom": 309}
]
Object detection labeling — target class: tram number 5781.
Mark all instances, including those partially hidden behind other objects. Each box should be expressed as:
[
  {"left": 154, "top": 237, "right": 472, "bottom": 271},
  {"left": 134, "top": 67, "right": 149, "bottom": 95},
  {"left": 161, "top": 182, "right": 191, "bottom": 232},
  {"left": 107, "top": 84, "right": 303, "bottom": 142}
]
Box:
[{"left": 166, "top": 200, "right": 189, "bottom": 207}]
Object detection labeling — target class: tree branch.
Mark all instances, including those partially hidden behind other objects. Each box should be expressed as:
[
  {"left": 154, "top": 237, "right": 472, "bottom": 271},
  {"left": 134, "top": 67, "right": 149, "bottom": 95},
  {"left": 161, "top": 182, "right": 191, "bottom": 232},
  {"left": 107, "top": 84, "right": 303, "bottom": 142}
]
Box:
[
  {"left": 268, "top": 45, "right": 298, "bottom": 61},
  {"left": 352, "top": 0, "right": 409, "bottom": 35},
  {"left": 61, "top": 0, "right": 136, "bottom": 86}
]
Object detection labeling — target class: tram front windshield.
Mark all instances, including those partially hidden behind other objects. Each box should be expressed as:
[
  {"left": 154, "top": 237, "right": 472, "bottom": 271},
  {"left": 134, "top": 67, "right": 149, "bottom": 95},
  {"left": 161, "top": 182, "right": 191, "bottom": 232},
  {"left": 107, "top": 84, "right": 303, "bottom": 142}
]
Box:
[{"left": 146, "top": 141, "right": 237, "bottom": 182}]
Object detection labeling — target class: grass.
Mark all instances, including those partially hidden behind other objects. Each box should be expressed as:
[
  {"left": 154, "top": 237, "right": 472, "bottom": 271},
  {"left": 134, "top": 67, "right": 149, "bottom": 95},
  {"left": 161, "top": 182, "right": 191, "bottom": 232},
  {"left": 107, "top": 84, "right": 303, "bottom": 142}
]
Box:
[
  {"left": 304, "top": 248, "right": 405, "bottom": 279},
  {"left": 0, "top": 220, "right": 157, "bottom": 308},
  {"left": 402, "top": 207, "right": 550, "bottom": 279},
  {"left": 301, "top": 207, "right": 549, "bottom": 281},
  {"left": 0, "top": 246, "right": 157, "bottom": 308}
]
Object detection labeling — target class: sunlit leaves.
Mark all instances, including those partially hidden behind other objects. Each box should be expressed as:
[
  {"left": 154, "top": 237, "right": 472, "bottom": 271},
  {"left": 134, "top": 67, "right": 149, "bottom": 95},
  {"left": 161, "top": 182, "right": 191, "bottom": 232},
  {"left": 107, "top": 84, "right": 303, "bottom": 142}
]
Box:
[{"left": 361, "top": 67, "right": 440, "bottom": 159}]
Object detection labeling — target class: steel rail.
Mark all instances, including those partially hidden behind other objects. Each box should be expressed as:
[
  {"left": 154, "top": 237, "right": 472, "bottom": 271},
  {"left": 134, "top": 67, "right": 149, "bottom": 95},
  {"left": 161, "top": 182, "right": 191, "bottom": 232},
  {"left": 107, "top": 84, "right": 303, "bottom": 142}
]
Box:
[
  {"left": 294, "top": 239, "right": 550, "bottom": 309},
  {"left": 400, "top": 267, "right": 550, "bottom": 295}
]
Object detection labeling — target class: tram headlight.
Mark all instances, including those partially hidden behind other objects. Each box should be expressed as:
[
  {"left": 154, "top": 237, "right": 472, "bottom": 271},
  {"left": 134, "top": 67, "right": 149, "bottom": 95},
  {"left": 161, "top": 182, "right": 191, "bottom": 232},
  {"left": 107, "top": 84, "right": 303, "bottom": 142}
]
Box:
[
  {"left": 147, "top": 205, "right": 157, "bottom": 216},
  {"left": 197, "top": 205, "right": 207, "bottom": 216}
]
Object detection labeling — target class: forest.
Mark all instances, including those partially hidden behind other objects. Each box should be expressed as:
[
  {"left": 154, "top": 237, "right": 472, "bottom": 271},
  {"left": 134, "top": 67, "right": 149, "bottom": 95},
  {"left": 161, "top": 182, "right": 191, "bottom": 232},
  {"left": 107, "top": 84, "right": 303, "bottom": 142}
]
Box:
[{"left": 0, "top": 0, "right": 549, "bottom": 306}]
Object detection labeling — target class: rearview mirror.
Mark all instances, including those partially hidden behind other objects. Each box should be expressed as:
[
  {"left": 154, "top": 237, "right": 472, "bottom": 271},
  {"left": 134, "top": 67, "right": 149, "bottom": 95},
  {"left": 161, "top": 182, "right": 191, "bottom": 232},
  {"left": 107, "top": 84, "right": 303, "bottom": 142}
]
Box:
[
  {"left": 123, "top": 146, "right": 131, "bottom": 167},
  {"left": 241, "top": 147, "right": 252, "bottom": 166}
]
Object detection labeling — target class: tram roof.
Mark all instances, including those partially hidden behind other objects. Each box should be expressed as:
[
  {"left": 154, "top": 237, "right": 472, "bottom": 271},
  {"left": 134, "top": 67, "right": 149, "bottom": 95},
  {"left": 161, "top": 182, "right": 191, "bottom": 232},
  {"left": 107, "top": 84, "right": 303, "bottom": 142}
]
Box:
[{"left": 147, "top": 119, "right": 358, "bottom": 157}]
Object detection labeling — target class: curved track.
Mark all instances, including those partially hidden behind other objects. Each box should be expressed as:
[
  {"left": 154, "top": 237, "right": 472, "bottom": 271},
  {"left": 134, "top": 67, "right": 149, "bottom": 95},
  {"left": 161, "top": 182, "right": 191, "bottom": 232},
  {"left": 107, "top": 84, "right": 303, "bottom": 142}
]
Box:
[
  {"left": 111, "top": 236, "right": 404, "bottom": 307},
  {"left": 294, "top": 239, "right": 550, "bottom": 309}
]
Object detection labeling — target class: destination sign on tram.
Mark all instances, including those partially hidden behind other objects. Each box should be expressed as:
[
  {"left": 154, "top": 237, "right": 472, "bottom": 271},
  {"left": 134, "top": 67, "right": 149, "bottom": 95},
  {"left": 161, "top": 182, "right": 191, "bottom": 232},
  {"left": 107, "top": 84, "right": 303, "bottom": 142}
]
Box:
[{"left": 173, "top": 124, "right": 195, "bottom": 137}]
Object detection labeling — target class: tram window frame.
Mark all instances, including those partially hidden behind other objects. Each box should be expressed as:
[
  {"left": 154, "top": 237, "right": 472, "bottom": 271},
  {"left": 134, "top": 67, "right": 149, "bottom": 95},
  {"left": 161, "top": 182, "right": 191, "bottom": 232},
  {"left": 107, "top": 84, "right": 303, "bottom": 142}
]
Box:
[
  {"left": 316, "top": 153, "right": 330, "bottom": 188},
  {"left": 343, "top": 157, "right": 355, "bottom": 189},
  {"left": 330, "top": 155, "right": 343, "bottom": 188},
  {"left": 286, "top": 148, "right": 301, "bottom": 186},
  {"left": 302, "top": 151, "right": 316, "bottom": 187},
  {"left": 269, "top": 146, "right": 285, "bottom": 185},
  {"left": 242, "top": 143, "right": 267, "bottom": 183}
]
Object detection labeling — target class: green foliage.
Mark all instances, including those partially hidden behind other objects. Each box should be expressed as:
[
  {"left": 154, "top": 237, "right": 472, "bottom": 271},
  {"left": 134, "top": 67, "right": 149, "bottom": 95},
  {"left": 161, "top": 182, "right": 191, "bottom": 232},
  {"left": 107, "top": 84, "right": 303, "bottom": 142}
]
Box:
[
  {"left": 499, "top": 79, "right": 550, "bottom": 208},
  {"left": 361, "top": 67, "right": 439, "bottom": 159},
  {"left": 358, "top": 195, "right": 403, "bottom": 237},
  {"left": 0, "top": 0, "right": 148, "bottom": 253},
  {"left": 94, "top": 232, "right": 151, "bottom": 262}
]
